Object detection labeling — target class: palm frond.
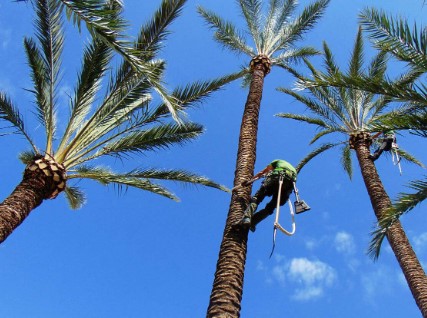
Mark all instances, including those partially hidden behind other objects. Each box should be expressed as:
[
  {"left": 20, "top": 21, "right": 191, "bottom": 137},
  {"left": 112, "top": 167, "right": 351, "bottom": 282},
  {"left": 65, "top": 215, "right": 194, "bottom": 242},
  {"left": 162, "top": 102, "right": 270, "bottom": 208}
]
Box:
[
  {"left": 273, "top": 46, "right": 320, "bottom": 66},
  {"left": 341, "top": 143, "right": 352, "bottom": 179},
  {"left": 137, "top": 0, "right": 186, "bottom": 59},
  {"left": 0, "top": 93, "right": 36, "bottom": 150},
  {"left": 83, "top": 122, "right": 203, "bottom": 162},
  {"left": 360, "top": 8, "right": 427, "bottom": 72},
  {"left": 198, "top": 6, "right": 254, "bottom": 56},
  {"left": 275, "top": 0, "right": 329, "bottom": 50},
  {"left": 64, "top": 186, "right": 87, "bottom": 210},
  {"left": 296, "top": 142, "right": 338, "bottom": 173},
  {"left": 348, "top": 26, "right": 364, "bottom": 77},
  {"left": 309, "top": 127, "right": 345, "bottom": 144},
  {"left": 276, "top": 112, "right": 329, "bottom": 128},
  {"left": 69, "top": 165, "right": 180, "bottom": 201},
  {"left": 395, "top": 147, "right": 425, "bottom": 168},
  {"left": 35, "top": 0, "right": 64, "bottom": 154},
  {"left": 19, "top": 150, "right": 38, "bottom": 164},
  {"left": 239, "top": 0, "right": 262, "bottom": 52},
  {"left": 57, "top": 38, "right": 112, "bottom": 155},
  {"left": 369, "top": 177, "right": 427, "bottom": 260}
]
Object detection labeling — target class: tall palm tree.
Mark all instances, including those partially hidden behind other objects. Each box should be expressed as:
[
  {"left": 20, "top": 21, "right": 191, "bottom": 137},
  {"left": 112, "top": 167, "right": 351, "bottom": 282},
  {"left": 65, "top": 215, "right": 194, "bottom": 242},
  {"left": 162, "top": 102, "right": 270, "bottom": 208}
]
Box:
[
  {"left": 277, "top": 27, "right": 427, "bottom": 316},
  {"left": 15, "top": 0, "right": 185, "bottom": 121},
  {"left": 199, "top": 0, "right": 329, "bottom": 316},
  {"left": 0, "top": 0, "right": 241, "bottom": 244}
]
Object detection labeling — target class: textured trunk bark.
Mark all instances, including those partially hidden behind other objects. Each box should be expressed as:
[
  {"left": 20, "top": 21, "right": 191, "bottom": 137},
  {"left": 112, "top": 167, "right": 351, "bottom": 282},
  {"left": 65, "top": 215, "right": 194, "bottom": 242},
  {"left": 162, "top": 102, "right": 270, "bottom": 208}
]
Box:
[
  {"left": 0, "top": 168, "right": 51, "bottom": 244},
  {"left": 355, "top": 139, "right": 427, "bottom": 317},
  {"left": 207, "top": 64, "right": 266, "bottom": 318}
]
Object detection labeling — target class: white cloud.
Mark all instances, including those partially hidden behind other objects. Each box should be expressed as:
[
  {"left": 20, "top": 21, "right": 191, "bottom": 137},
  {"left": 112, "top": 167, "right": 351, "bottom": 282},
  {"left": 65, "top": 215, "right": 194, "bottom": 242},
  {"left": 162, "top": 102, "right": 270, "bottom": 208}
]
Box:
[
  {"left": 269, "top": 257, "right": 337, "bottom": 301},
  {"left": 334, "top": 231, "right": 356, "bottom": 255}
]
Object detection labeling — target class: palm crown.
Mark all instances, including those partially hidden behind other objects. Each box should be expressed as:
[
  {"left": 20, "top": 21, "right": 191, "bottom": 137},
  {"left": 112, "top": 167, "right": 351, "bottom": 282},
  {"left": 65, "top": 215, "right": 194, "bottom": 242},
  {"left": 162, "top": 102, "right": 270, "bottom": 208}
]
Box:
[
  {"left": 198, "top": 0, "right": 329, "bottom": 77},
  {"left": 277, "top": 27, "right": 422, "bottom": 177},
  {"left": 2, "top": 0, "right": 233, "bottom": 209}
]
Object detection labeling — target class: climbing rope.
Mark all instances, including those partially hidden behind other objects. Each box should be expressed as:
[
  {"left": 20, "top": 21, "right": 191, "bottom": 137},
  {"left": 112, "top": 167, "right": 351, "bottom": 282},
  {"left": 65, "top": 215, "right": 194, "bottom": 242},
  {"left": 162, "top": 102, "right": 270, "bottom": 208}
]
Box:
[
  {"left": 391, "top": 143, "right": 402, "bottom": 175},
  {"left": 269, "top": 175, "right": 296, "bottom": 258}
]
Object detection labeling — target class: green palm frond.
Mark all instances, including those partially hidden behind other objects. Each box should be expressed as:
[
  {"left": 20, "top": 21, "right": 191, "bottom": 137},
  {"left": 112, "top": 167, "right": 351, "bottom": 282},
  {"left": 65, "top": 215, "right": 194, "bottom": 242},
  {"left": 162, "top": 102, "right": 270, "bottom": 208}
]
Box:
[
  {"left": 137, "top": 0, "right": 186, "bottom": 59},
  {"left": 369, "top": 177, "right": 427, "bottom": 260},
  {"left": 296, "top": 142, "right": 339, "bottom": 173},
  {"left": 360, "top": 8, "right": 427, "bottom": 72},
  {"left": 78, "top": 122, "right": 204, "bottom": 164},
  {"left": 57, "top": 39, "right": 112, "bottom": 154},
  {"left": 395, "top": 147, "right": 425, "bottom": 168},
  {"left": 0, "top": 93, "right": 36, "bottom": 150},
  {"left": 348, "top": 27, "right": 364, "bottom": 77},
  {"left": 198, "top": 6, "right": 254, "bottom": 56},
  {"left": 309, "top": 127, "right": 344, "bottom": 144},
  {"left": 68, "top": 165, "right": 230, "bottom": 202},
  {"left": 59, "top": 0, "right": 145, "bottom": 72},
  {"left": 275, "top": 0, "right": 329, "bottom": 51},
  {"left": 64, "top": 186, "right": 86, "bottom": 210},
  {"left": 275, "top": 112, "right": 329, "bottom": 127},
  {"left": 341, "top": 143, "right": 352, "bottom": 179},
  {"left": 19, "top": 150, "right": 38, "bottom": 165},
  {"left": 69, "top": 165, "right": 179, "bottom": 201},
  {"left": 274, "top": 47, "right": 320, "bottom": 66},
  {"left": 240, "top": 0, "right": 262, "bottom": 51}
]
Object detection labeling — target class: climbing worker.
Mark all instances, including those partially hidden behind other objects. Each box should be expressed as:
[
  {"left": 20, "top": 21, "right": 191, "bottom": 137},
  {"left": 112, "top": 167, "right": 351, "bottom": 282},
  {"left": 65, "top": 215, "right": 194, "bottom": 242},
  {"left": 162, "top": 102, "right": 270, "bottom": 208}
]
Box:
[
  {"left": 369, "top": 130, "right": 397, "bottom": 161},
  {"left": 237, "top": 159, "right": 309, "bottom": 232}
]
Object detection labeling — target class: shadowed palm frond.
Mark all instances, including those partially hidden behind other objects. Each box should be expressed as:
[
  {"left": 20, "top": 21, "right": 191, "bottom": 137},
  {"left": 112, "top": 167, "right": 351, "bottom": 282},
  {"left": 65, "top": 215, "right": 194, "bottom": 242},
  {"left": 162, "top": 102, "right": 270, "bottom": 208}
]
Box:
[
  {"left": 296, "top": 142, "right": 339, "bottom": 173},
  {"left": 360, "top": 8, "right": 427, "bottom": 72},
  {"left": 0, "top": 93, "right": 36, "bottom": 150},
  {"left": 68, "top": 165, "right": 230, "bottom": 201},
  {"left": 369, "top": 178, "right": 427, "bottom": 260},
  {"left": 275, "top": 112, "right": 329, "bottom": 128},
  {"left": 137, "top": 0, "right": 186, "bottom": 59}
]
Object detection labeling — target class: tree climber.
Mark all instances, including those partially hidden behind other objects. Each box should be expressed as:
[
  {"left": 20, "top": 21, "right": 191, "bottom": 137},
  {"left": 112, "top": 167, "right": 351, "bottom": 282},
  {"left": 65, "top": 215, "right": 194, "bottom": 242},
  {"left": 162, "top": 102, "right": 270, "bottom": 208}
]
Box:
[
  {"left": 236, "top": 159, "right": 309, "bottom": 232},
  {"left": 369, "top": 130, "right": 397, "bottom": 161}
]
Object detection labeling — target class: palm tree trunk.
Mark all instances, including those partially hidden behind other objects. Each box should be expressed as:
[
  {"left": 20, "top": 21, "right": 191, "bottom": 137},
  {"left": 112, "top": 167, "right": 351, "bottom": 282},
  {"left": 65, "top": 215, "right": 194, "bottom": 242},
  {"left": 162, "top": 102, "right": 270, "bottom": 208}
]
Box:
[
  {"left": 355, "top": 139, "right": 427, "bottom": 317},
  {"left": 0, "top": 169, "right": 48, "bottom": 243},
  {"left": 207, "top": 64, "right": 266, "bottom": 318}
]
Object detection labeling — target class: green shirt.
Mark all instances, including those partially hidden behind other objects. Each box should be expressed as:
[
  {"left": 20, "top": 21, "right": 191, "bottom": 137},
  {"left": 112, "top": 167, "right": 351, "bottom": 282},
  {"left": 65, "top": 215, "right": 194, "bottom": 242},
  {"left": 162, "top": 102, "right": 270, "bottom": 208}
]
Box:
[{"left": 269, "top": 159, "right": 297, "bottom": 181}]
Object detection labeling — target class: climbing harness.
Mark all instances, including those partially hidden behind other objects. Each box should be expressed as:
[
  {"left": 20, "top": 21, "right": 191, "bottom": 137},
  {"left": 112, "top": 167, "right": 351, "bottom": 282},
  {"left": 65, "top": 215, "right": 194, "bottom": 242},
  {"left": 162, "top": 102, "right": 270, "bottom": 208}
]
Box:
[
  {"left": 269, "top": 175, "right": 296, "bottom": 258},
  {"left": 391, "top": 142, "right": 402, "bottom": 175}
]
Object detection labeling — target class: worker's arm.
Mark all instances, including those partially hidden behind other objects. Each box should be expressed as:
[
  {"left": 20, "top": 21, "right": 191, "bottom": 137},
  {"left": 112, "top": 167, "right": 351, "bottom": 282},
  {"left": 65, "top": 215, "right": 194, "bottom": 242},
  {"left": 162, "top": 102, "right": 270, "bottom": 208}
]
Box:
[
  {"left": 371, "top": 131, "right": 382, "bottom": 139},
  {"left": 241, "top": 165, "right": 273, "bottom": 186}
]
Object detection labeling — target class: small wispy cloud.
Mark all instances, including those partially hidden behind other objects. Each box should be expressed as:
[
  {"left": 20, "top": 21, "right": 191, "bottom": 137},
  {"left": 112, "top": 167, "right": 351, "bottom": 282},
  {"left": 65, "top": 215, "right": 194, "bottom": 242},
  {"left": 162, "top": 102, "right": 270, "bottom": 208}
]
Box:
[
  {"left": 0, "top": 28, "right": 11, "bottom": 49},
  {"left": 334, "top": 231, "right": 356, "bottom": 255},
  {"left": 413, "top": 232, "right": 427, "bottom": 251}
]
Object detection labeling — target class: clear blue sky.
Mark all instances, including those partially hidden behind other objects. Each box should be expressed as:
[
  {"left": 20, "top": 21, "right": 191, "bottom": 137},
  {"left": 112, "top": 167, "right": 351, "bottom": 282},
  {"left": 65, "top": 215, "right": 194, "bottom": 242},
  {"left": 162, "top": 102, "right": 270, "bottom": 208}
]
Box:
[{"left": 0, "top": 1, "right": 426, "bottom": 317}]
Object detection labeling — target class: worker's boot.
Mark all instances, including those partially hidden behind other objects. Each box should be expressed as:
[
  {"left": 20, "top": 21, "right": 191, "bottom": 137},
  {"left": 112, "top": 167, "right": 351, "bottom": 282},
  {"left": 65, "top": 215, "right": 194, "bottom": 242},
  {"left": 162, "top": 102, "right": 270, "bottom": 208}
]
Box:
[{"left": 238, "top": 202, "right": 257, "bottom": 229}]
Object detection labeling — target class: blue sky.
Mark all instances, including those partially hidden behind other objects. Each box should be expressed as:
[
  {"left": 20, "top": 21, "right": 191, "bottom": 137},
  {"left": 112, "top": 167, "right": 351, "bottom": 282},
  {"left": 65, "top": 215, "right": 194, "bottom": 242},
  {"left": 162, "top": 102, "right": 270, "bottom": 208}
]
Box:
[{"left": 0, "top": 1, "right": 426, "bottom": 317}]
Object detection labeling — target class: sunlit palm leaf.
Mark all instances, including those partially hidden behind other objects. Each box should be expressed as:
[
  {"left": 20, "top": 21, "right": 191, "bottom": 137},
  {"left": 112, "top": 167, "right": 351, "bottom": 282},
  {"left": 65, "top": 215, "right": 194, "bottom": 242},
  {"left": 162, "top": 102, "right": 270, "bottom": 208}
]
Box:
[
  {"left": 64, "top": 186, "right": 86, "bottom": 210},
  {"left": 369, "top": 178, "right": 427, "bottom": 259},
  {"left": 198, "top": 6, "right": 254, "bottom": 56},
  {"left": 341, "top": 144, "right": 352, "bottom": 179}
]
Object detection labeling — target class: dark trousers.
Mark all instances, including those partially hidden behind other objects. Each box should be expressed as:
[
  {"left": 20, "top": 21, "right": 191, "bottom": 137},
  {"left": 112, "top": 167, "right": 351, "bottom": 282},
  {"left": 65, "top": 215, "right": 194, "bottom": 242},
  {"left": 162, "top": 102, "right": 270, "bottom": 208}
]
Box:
[
  {"left": 371, "top": 137, "right": 395, "bottom": 160},
  {"left": 245, "top": 175, "right": 293, "bottom": 227}
]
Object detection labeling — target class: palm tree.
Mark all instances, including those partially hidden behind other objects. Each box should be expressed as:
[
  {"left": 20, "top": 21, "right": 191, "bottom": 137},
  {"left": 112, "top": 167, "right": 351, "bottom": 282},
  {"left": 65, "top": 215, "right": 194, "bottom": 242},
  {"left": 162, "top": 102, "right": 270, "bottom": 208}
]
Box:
[
  {"left": 277, "top": 27, "right": 427, "bottom": 316},
  {"left": 0, "top": 0, "right": 241, "bottom": 244},
  {"left": 15, "top": 0, "right": 185, "bottom": 121},
  {"left": 199, "top": 0, "right": 330, "bottom": 316}
]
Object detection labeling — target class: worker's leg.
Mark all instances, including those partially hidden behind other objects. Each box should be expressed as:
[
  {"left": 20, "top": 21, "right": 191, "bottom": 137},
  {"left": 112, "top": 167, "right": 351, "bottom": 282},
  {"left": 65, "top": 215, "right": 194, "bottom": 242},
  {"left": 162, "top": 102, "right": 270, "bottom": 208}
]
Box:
[
  {"left": 239, "top": 183, "right": 269, "bottom": 227},
  {"left": 369, "top": 141, "right": 387, "bottom": 161},
  {"left": 251, "top": 183, "right": 292, "bottom": 230}
]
